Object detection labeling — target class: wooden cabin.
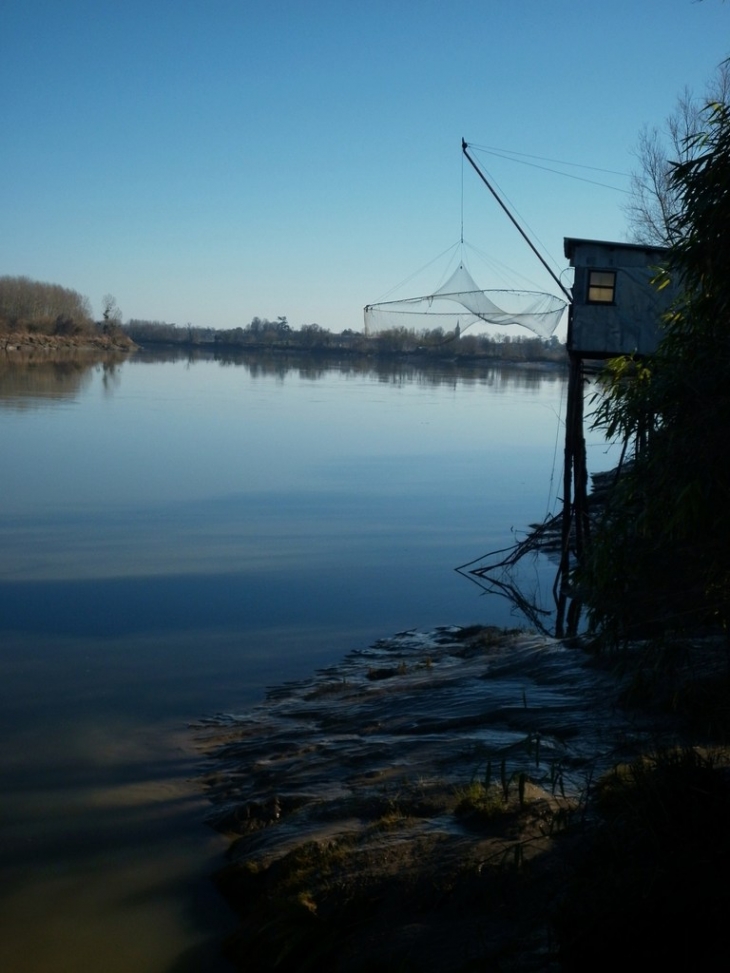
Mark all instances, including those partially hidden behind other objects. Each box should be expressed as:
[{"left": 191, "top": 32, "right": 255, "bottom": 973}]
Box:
[{"left": 564, "top": 237, "right": 677, "bottom": 358}]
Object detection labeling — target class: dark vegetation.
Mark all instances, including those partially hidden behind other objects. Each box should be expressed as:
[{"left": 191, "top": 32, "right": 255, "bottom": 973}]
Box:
[
  {"left": 124, "top": 316, "right": 567, "bottom": 364},
  {"left": 554, "top": 745, "right": 730, "bottom": 970},
  {"left": 552, "top": 99, "right": 730, "bottom": 968},
  {"left": 576, "top": 99, "right": 730, "bottom": 645}
]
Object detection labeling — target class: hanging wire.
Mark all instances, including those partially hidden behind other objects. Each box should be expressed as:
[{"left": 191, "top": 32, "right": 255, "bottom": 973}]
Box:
[
  {"left": 461, "top": 239, "right": 555, "bottom": 293},
  {"left": 460, "top": 148, "right": 465, "bottom": 245},
  {"left": 466, "top": 155, "right": 566, "bottom": 283},
  {"left": 372, "top": 241, "right": 462, "bottom": 303},
  {"left": 373, "top": 151, "right": 471, "bottom": 306},
  {"left": 468, "top": 143, "right": 633, "bottom": 195},
  {"left": 470, "top": 142, "right": 630, "bottom": 175},
  {"left": 545, "top": 377, "right": 568, "bottom": 520}
]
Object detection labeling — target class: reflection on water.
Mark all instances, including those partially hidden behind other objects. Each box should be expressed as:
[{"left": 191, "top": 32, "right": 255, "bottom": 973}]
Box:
[
  {"left": 130, "top": 344, "right": 566, "bottom": 391},
  {"left": 0, "top": 348, "right": 601, "bottom": 971},
  {"left": 0, "top": 351, "right": 128, "bottom": 408}
]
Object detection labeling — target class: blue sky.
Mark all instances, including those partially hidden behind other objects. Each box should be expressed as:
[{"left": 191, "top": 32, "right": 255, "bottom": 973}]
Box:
[{"left": 2, "top": 0, "right": 728, "bottom": 334}]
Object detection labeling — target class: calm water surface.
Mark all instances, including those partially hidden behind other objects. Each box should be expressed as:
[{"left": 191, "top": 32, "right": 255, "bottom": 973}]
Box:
[{"left": 0, "top": 349, "right": 611, "bottom": 971}]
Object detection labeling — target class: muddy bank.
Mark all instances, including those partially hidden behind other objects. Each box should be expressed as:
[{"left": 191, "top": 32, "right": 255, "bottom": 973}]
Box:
[
  {"left": 197, "top": 626, "right": 704, "bottom": 971},
  {"left": 1, "top": 330, "right": 137, "bottom": 354}
]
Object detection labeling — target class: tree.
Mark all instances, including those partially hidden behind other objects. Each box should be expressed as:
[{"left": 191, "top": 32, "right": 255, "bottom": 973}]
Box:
[
  {"left": 101, "top": 294, "right": 122, "bottom": 326},
  {"left": 624, "top": 61, "right": 730, "bottom": 245},
  {"left": 298, "top": 323, "right": 330, "bottom": 348},
  {"left": 0, "top": 275, "right": 92, "bottom": 332},
  {"left": 580, "top": 95, "right": 730, "bottom": 640}
]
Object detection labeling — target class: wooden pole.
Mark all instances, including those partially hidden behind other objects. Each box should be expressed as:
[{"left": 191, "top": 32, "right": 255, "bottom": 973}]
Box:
[{"left": 556, "top": 353, "right": 581, "bottom": 637}]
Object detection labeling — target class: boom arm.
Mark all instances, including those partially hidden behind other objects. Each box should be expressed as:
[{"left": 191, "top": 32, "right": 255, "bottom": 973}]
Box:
[{"left": 462, "top": 140, "right": 572, "bottom": 303}]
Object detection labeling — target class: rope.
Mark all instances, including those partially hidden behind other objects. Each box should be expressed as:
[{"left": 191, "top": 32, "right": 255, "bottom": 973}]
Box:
[
  {"left": 545, "top": 375, "right": 567, "bottom": 520},
  {"left": 460, "top": 148, "right": 465, "bottom": 245},
  {"left": 373, "top": 242, "right": 462, "bottom": 303},
  {"left": 467, "top": 142, "right": 633, "bottom": 195}
]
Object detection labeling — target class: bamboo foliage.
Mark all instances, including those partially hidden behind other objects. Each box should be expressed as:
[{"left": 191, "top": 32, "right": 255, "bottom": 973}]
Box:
[{"left": 579, "top": 97, "right": 730, "bottom": 641}]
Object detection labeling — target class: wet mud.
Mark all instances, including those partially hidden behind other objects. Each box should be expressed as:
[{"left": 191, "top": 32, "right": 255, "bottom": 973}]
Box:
[{"left": 196, "top": 626, "right": 678, "bottom": 971}]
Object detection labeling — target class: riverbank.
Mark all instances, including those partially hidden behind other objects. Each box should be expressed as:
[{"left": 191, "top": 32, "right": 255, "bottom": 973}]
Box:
[
  {"left": 197, "top": 626, "right": 730, "bottom": 971},
  {"left": 1, "top": 329, "right": 137, "bottom": 354}
]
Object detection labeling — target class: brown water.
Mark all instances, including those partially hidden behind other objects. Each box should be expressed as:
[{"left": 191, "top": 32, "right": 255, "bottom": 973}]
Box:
[{"left": 0, "top": 628, "right": 234, "bottom": 971}]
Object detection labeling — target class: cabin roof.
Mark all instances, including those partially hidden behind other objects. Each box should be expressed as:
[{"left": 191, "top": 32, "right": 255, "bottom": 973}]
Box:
[{"left": 563, "top": 237, "right": 669, "bottom": 261}]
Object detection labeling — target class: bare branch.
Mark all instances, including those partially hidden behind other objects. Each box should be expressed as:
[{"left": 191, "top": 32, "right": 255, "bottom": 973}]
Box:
[{"left": 624, "top": 61, "right": 730, "bottom": 245}]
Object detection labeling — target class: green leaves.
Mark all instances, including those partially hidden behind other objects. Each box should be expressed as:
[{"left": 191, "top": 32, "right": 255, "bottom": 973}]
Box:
[{"left": 579, "top": 98, "right": 730, "bottom": 641}]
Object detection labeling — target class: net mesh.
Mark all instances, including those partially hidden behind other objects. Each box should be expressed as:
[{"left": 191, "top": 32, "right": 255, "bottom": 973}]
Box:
[{"left": 364, "top": 263, "right": 566, "bottom": 338}]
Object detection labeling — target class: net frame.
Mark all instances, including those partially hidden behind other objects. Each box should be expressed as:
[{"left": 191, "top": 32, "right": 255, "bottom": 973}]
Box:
[{"left": 364, "top": 263, "right": 566, "bottom": 339}]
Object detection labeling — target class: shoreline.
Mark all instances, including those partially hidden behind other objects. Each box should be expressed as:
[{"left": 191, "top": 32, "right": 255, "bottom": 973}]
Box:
[
  {"left": 196, "top": 625, "right": 719, "bottom": 971},
  {"left": 1, "top": 330, "right": 137, "bottom": 355}
]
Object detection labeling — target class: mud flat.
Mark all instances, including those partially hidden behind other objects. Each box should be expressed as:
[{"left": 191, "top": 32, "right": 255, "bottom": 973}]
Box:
[{"left": 195, "top": 626, "right": 697, "bottom": 971}]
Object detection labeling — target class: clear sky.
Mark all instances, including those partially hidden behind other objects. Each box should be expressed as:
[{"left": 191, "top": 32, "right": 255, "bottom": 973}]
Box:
[{"left": 2, "top": 0, "right": 728, "bottom": 334}]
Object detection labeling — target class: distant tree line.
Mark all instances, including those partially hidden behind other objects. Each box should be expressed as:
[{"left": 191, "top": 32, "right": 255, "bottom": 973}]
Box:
[
  {"left": 124, "top": 316, "right": 567, "bottom": 363},
  {"left": 0, "top": 277, "right": 567, "bottom": 363},
  {"left": 0, "top": 275, "right": 94, "bottom": 335}
]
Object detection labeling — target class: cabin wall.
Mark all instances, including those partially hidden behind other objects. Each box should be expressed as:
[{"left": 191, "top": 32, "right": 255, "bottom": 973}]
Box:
[{"left": 567, "top": 241, "right": 677, "bottom": 358}]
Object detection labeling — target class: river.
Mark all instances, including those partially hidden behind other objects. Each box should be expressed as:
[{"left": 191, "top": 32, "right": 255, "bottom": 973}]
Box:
[{"left": 0, "top": 348, "right": 612, "bottom": 971}]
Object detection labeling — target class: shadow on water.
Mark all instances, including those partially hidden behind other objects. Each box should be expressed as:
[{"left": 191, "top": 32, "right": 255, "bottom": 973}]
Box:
[{"left": 0, "top": 563, "right": 464, "bottom": 641}]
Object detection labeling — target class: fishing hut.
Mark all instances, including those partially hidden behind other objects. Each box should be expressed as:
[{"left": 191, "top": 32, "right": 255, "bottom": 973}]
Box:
[
  {"left": 407, "top": 143, "right": 682, "bottom": 634},
  {"left": 558, "top": 237, "right": 678, "bottom": 634}
]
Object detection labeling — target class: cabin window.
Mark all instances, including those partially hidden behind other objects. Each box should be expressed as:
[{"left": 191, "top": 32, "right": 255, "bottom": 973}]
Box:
[{"left": 587, "top": 270, "right": 616, "bottom": 304}]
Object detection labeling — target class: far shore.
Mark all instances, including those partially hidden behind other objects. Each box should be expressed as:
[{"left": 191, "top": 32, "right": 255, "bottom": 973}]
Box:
[
  {"left": 1, "top": 331, "right": 572, "bottom": 372},
  {"left": 2, "top": 329, "right": 137, "bottom": 355}
]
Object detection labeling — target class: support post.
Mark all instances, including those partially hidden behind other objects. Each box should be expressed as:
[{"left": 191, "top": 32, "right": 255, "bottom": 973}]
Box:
[{"left": 556, "top": 352, "right": 588, "bottom": 637}]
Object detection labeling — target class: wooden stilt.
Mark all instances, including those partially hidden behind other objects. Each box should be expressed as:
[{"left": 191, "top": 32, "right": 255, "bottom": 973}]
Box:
[{"left": 556, "top": 352, "right": 589, "bottom": 637}]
